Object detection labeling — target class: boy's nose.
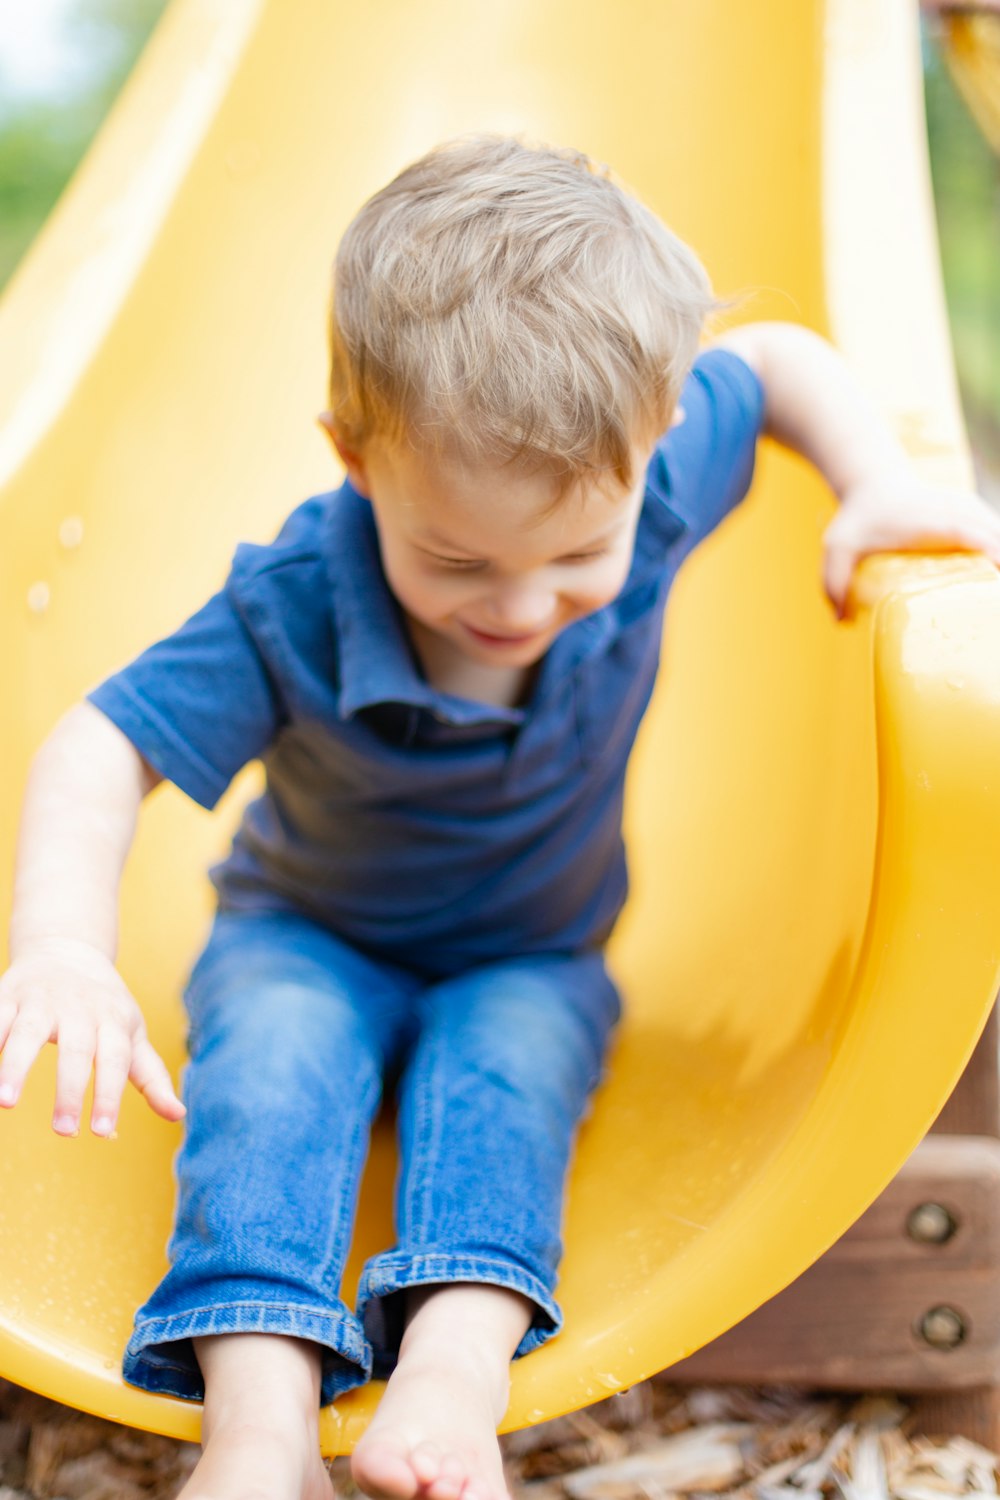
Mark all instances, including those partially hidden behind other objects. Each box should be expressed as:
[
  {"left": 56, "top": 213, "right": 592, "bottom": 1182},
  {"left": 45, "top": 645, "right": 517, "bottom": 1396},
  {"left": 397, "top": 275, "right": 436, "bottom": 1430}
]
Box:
[{"left": 486, "top": 580, "right": 558, "bottom": 634}]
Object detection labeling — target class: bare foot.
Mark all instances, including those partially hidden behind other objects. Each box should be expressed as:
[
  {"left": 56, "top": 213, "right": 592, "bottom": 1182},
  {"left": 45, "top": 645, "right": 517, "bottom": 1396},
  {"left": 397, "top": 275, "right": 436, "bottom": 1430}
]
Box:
[
  {"left": 351, "top": 1285, "right": 533, "bottom": 1500},
  {"left": 352, "top": 1347, "right": 508, "bottom": 1500},
  {"left": 179, "top": 1333, "right": 334, "bottom": 1500},
  {"left": 177, "top": 1418, "right": 334, "bottom": 1500}
]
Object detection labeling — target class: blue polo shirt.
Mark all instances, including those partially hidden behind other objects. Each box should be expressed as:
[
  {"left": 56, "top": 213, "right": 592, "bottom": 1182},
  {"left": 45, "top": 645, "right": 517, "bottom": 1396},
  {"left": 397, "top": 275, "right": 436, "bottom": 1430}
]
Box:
[{"left": 87, "top": 349, "right": 764, "bottom": 975}]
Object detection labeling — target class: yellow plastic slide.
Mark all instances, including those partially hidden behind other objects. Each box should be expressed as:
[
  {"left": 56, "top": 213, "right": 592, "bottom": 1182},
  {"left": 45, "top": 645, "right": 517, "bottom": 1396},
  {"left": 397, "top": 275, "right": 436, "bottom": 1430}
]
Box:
[{"left": 2, "top": 0, "right": 1000, "bottom": 1456}]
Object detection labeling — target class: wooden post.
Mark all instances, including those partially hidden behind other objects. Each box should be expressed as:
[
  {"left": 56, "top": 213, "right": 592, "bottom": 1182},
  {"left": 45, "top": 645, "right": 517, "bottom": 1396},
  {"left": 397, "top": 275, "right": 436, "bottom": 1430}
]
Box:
[{"left": 913, "top": 1009, "right": 1000, "bottom": 1446}]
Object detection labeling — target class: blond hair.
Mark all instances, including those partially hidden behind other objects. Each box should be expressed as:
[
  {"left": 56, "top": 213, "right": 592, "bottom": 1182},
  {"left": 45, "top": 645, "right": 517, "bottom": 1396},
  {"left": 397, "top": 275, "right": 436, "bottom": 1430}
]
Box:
[{"left": 329, "top": 135, "right": 719, "bottom": 490}]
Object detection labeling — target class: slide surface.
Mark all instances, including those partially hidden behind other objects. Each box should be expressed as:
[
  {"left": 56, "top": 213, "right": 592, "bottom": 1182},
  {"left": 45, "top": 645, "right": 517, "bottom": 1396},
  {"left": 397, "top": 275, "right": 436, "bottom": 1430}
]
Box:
[{"left": 2, "top": 0, "right": 1000, "bottom": 1454}]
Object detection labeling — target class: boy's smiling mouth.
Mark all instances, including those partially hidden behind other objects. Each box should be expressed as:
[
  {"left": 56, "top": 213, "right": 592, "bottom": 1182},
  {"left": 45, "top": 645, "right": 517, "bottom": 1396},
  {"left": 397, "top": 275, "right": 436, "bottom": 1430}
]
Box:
[{"left": 461, "top": 623, "right": 550, "bottom": 649}]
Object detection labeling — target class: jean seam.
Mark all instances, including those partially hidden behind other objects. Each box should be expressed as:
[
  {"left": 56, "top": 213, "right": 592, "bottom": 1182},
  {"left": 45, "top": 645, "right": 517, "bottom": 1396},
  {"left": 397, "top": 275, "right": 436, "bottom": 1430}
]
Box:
[
  {"left": 131, "top": 1300, "right": 368, "bottom": 1344},
  {"left": 127, "top": 1301, "right": 371, "bottom": 1382},
  {"left": 401, "top": 1013, "right": 446, "bottom": 1242},
  {"left": 130, "top": 1356, "right": 193, "bottom": 1375},
  {"left": 131, "top": 1302, "right": 367, "bottom": 1350},
  {"left": 361, "top": 1250, "right": 556, "bottom": 1286},
  {"left": 133, "top": 1298, "right": 361, "bottom": 1319},
  {"left": 358, "top": 1251, "right": 561, "bottom": 1322},
  {"left": 316, "top": 1064, "right": 382, "bottom": 1292}
]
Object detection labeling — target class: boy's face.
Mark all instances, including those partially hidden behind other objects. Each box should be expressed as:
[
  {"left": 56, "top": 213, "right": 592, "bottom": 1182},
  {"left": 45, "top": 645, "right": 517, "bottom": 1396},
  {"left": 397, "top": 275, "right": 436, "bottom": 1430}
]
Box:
[{"left": 328, "top": 430, "right": 652, "bottom": 671}]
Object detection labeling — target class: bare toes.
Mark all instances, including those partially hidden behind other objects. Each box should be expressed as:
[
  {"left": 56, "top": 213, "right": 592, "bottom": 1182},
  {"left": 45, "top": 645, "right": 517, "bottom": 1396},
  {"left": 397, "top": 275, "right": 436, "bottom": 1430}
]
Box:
[
  {"left": 410, "top": 1441, "right": 446, "bottom": 1486},
  {"left": 459, "top": 1484, "right": 499, "bottom": 1500},
  {"left": 428, "top": 1452, "right": 468, "bottom": 1499},
  {"left": 352, "top": 1440, "right": 421, "bottom": 1500}
]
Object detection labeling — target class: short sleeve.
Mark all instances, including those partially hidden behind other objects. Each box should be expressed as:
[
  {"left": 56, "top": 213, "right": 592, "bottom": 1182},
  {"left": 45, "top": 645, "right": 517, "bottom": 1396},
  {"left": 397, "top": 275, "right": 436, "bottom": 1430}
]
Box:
[
  {"left": 645, "top": 347, "right": 766, "bottom": 550},
  {"left": 86, "top": 583, "right": 285, "bottom": 811}
]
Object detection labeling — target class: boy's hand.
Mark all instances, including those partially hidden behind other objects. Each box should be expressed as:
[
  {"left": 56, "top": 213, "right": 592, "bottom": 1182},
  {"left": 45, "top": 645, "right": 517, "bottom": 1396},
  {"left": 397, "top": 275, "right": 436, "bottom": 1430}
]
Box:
[
  {"left": 823, "top": 470, "right": 1000, "bottom": 620},
  {"left": 716, "top": 325, "right": 1000, "bottom": 616},
  {"left": 0, "top": 937, "right": 186, "bottom": 1138}
]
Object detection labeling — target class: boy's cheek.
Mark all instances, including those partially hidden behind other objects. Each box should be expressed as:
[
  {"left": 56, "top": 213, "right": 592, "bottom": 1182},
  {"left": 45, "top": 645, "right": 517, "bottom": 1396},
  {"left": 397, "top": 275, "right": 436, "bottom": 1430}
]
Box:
[
  {"left": 392, "top": 567, "right": 475, "bottom": 624},
  {"left": 588, "top": 555, "right": 636, "bottom": 613}
]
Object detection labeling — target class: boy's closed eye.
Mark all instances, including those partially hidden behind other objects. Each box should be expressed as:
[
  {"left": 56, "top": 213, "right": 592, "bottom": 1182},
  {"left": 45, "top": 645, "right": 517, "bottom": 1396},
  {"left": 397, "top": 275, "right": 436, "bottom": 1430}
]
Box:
[{"left": 419, "top": 548, "right": 611, "bottom": 571}]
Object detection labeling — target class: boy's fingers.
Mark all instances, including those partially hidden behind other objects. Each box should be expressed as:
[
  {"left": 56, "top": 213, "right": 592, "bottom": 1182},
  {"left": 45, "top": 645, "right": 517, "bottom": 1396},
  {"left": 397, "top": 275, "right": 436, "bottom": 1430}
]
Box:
[
  {"left": 129, "top": 1036, "right": 186, "bottom": 1121},
  {"left": 0, "top": 1006, "right": 54, "bottom": 1105},
  {"left": 956, "top": 525, "right": 1000, "bottom": 557},
  {"left": 823, "top": 515, "right": 1000, "bottom": 618},
  {"left": 822, "top": 543, "right": 856, "bottom": 619},
  {"left": 52, "top": 1020, "right": 97, "bottom": 1134},
  {"left": 91, "top": 1024, "right": 133, "bottom": 1137},
  {"left": 0, "top": 994, "right": 17, "bottom": 1055}
]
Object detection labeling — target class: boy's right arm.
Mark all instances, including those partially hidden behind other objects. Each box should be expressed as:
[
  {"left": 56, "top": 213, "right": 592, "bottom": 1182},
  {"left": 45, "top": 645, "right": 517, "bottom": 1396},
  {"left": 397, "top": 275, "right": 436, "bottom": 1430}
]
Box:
[{"left": 1, "top": 702, "right": 186, "bottom": 1138}]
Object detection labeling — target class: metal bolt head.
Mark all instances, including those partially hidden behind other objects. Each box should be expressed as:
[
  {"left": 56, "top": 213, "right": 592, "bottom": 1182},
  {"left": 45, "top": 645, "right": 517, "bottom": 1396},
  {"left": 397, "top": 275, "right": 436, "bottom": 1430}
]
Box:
[
  {"left": 918, "top": 1304, "right": 967, "bottom": 1350},
  {"left": 906, "top": 1201, "right": 958, "bottom": 1245}
]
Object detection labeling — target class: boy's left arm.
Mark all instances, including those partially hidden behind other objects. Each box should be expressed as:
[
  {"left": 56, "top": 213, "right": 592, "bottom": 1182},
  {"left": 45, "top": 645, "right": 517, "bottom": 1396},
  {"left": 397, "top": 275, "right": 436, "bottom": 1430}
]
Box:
[{"left": 713, "top": 321, "right": 1000, "bottom": 618}]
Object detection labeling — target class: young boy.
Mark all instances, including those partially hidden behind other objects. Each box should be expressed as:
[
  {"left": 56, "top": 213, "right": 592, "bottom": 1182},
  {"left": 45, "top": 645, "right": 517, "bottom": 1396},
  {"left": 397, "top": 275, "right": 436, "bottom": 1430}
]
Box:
[{"left": 3, "top": 136, "right": 1000, "bottom": 1500}]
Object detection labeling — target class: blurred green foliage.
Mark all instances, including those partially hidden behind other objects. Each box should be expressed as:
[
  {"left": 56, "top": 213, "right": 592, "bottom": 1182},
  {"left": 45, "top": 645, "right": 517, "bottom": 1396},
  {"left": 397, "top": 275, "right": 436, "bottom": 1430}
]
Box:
[
  {"left": 0, "top": 0, "right": 167, "bottom": 287},
  {"left": 0, "top": 3, "right": 997, "bottom": 481},
  {"left": 924, "top": 26, "right": 1000, "bottom": 478}
]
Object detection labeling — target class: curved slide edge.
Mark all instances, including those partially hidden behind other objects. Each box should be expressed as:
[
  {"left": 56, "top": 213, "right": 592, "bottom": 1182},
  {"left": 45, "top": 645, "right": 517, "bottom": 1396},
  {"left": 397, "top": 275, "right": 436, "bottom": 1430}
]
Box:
[{"left": 493, "top": 563, "right": 1000, "bottom": 1448}]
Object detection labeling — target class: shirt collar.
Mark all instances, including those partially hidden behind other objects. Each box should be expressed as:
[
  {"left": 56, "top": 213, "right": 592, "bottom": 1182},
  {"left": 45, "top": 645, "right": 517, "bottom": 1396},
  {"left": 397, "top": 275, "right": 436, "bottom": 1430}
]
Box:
[{"left": 324, "top": 481, "right": 526, "bottom": 728}]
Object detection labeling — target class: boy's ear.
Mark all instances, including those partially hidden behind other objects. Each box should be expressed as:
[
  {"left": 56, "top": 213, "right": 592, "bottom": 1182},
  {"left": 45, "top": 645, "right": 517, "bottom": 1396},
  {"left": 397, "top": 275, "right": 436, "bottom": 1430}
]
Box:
[{"left": 317, "top": 412, "right": 371, "bottom": 497}]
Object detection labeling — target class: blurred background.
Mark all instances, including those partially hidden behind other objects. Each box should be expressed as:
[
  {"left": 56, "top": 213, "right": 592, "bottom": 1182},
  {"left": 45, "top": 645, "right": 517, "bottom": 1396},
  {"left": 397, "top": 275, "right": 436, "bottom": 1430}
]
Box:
[{"left": 0, "top": 0, "right": 997, "bottom": 499}]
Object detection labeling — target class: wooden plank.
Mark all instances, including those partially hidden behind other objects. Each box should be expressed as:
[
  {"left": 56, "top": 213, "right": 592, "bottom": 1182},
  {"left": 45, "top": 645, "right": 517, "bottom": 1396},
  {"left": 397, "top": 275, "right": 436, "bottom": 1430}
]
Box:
[
  {"left": 908, "top": 1387, "right": 1000, "bottom": 1451},
  {"left": 824, "top": 1136, "right": 1000, "bottom": 1267},
  {"left": 672, "top": 1136, "right": 1000, "bottom": 1391},
  {"left": 932, "top": 1008, "right": 999, "bottom": 1137}
]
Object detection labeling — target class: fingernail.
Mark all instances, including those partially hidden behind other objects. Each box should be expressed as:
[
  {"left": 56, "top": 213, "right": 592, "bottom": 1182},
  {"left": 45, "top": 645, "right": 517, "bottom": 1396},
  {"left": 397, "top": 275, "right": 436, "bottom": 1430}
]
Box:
[
  {"left": 93, "top": 1116, "right": 114, "bottom": 1136},
  {"left": 0, "top": 1084, "right": 16, "bottom": 1106},
  {"left": 53, "top": 1114, "right": 77, "bottom": 1134}
]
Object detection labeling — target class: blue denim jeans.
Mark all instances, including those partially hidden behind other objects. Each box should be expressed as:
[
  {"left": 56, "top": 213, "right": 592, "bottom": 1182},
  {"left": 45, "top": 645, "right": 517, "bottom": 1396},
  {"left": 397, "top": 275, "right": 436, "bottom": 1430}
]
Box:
[{"left": 123, "top": 909, "right": 621, "bottom": 1406}]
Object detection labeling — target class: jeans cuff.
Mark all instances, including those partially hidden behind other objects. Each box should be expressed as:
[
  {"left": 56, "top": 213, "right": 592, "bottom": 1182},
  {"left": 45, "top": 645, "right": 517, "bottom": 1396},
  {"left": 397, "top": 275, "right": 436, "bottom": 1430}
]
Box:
[
  {"left": 356, "top": 1250, "right": 562, "bottom": 1378},
  {"left": 123, "top": 1300, "right": 372, "bottom": 1406}
]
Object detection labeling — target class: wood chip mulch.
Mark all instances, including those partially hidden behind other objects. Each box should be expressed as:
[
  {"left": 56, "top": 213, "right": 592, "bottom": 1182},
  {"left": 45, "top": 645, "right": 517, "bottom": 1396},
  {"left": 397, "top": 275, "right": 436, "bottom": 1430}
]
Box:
[{"left": 0, "top": 1376, "right": 996, "bottom": 1500}]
